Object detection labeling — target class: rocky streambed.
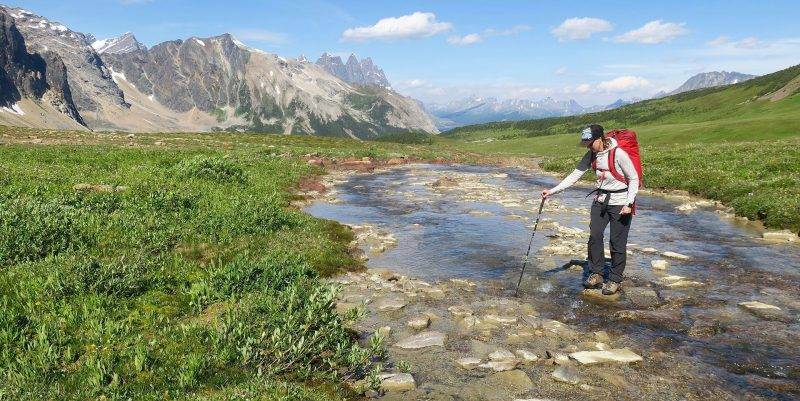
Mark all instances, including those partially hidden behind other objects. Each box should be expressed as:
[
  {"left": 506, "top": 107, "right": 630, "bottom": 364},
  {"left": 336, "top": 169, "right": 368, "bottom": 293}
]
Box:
[{"left": 303, "top": 163, "right": 800, "bottom": 401}]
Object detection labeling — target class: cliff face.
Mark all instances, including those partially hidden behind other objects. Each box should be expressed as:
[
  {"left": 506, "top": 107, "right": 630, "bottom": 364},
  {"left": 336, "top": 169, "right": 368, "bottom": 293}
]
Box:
[
  {"left": 0, "top": 10, "right": 83, "bottom": 124},
  {"left": 0, "top": 5, "right": 437, "bottom": 136}
]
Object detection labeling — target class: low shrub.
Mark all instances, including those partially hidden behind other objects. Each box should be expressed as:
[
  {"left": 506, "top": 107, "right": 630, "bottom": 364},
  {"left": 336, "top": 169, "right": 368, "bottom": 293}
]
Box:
[{"left": 176, "top": 155, "right": 247, "bottom": 184}]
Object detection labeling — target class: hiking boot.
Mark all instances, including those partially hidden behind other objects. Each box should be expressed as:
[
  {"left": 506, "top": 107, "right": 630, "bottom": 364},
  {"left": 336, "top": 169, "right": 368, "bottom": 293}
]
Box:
[
  {"left": 602, "top": 281, "right": 621, "bottom": 295},
  {"left": 583, "top": 273, "right": 603, "bottom": 289}
]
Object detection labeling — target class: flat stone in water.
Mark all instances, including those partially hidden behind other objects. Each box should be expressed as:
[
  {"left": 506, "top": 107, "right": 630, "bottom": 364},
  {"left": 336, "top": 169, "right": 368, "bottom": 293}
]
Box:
[
  {"left": 394, "top": 331, "right": 446, "bottom": 349},
  {"left": 379, "top": 373, "right": 416, "bottom": 392},
  {"left": 651, "top": 259, "right": 670, "bottom": 270},
  {"left": 407, "top": 315, "right": 431, "bottom": 330},
  {"left": 551, "top": 365, "right": 581, "bottom": 385},
  {"left": 484, "top": 314, "right": 518, "bottom": 325},
  {"left": 479, "top": 359, "right": 518, "bottom": 372},
  {"left": 581, "top": 288, "right": 621, "bottom": 302},
  {"left": 738, "top": 301, "right": 792, "bottom": 322},
  {"left": 375, "top": 297, "right": 407, "bottom": 312},
  {"left": 515, "top": 349, "right": 539, "bottom": 363},
  {"left": 489, "top": 349, "right": 516, "bottom": 361},
  {"left": 662, "top": 251, "right": 691, "bottom": 260},
  {"left": 456, "top": 357, "right": 482, "bottom": 370},
  {"left": 569, "top": 348, "right": 643, "bottom": 365},
  {"left": 762, "top": 230, "right": 799, "bottom": 242}
]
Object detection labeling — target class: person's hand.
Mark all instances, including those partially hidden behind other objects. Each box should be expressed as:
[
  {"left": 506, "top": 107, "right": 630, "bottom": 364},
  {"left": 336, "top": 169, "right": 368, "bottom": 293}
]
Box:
[
  {"left": 620, "top": 205, "right": 633, "bottom": 215},
  {"left": 541, "top": 189, "right": 551, "bottom": 199}
]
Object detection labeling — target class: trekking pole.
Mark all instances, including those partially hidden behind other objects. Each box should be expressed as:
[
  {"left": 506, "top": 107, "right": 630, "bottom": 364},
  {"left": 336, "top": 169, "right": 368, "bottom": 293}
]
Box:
[{"left": 514, "top": 197, "right": 546, "bottom": 297}]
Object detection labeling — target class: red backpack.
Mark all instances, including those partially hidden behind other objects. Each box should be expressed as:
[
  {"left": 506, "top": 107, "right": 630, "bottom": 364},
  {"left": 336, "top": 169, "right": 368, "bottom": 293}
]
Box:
[{"left": 592, "top": 129, "right": 644, "bottom": 188}]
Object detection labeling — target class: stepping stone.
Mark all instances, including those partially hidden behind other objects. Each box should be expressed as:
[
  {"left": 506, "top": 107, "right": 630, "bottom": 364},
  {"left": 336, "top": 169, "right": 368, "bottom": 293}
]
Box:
[
  {"left": 662, "top": 251, "right": 691, "bottom": 260},
  {"left": 375, "top": 297, "right": 407, "bottom": 312},
  {"left": 407, "top": 315, "right": 431, "bottom": 330},
  {"left": 448, "top": 305, "right": 474, "bottom": 317},
  {"left": 581, "top": 288, "right": 621, "bottom": 302},
  {"left": 379, "top": 373, "right": 416, "bottom": 392},
  {"left": 665, "top": 280, "right": 703, "bottom": 288},
  {"left": 479, "top": 360, "right": 518, "bottom": 372},
  {"left": 738, "top": 301, "right": 792, "bottom": 322},
  {"left": 569, "top": 348, "right": 643, "bottom": 365},
  {"left": 394, "top": 331, "right": 446, "bottom": 349},
  {"left": 484, "top": 314, "right": 518, "bottom": 325},
  {"left": 650, "top": 259, "right": 669, "bottom": 270},
  {"left": 489, "top": 349, "right": 516, "bottom": 361},
  {"left": 551, "top": 365, "right": 581, "bottom": 385},
  {"left": 641, "top": 247, "right": 659, "bottom": 253},
  {"left": 456, "top": 357, "right": 482, "bottom": 370},
  {"left": 514, "top": 349, "right": 539, "bottom": 364}
]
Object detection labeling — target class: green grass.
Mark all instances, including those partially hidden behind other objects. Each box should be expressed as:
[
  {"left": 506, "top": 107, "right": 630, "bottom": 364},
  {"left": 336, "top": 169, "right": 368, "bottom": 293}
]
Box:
[
  {"left": 0, "top": 138, "right": 410, "bottom": 400},
  {"left": 437, "top": 64, "right": 800, "bottom": 232}
]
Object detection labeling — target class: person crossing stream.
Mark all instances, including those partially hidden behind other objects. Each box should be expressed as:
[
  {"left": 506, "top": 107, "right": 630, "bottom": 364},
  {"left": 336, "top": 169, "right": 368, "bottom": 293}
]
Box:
[{"left": 305, "top": 160, "right": 800, "bottom": 401}]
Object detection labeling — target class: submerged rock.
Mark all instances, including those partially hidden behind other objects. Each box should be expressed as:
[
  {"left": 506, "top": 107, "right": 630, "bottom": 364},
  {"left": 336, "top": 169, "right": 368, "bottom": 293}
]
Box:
[
  {"left": 375, "top": 297, "right": 408, "bottom": 312},
  {"left": 569, "top": 348, "right": 643, "bottom": 365},
  {"left": 394, "top": 331, "right": 446, "bottom": 349},
  {"left": 460, "top": 370, "right": 533, "bottom": 401},
  {"left": 651, "top": 259, "right": 670, "bottom": 270},
  {"left": 624, "top": 287, "right": 661, "bottom": 308}
]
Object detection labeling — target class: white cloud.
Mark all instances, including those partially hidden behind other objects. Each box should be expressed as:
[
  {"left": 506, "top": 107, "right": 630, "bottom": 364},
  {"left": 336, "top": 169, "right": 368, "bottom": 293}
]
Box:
[
  {"left": 735, "top": 36, "right": 760, "bottom": 49},
  {"left": 613, "top": 20, "right": 688, "bottom": 44},
  {"left": 555, "top": 66, "right": 567, "bottom": 75},
  {"left": 342, "top": 12, "right": 452, "bottom": 42},
  {"left": 707, "top": 35, "right": 730, "bottom": 46},
  {"left": 447, "top": 33, "right": 482, "bottom": 46},
  {"left": 596, "top": 76, "right": 652, "bottom": 92},
  {"left": 231, "top": 29, "right": 289, "bottom": 45},
  {"left": 551, "top": 17, "right": 613, "bottom": 41}
]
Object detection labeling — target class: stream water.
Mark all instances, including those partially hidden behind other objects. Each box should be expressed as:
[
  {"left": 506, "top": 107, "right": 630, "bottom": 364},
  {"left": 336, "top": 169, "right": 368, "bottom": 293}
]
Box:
[{"left": 306, "top": 163, "right": 800, "bottom": 399}]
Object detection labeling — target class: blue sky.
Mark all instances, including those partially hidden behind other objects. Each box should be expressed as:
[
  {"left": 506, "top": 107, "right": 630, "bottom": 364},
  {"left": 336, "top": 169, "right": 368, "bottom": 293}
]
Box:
[{"left": 6, "top": 0, "right": 800, "bottom": 105}]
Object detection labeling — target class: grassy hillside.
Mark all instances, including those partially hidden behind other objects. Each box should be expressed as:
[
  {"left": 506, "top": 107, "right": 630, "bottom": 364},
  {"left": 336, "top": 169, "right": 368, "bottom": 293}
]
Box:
[
  {"left": 438, "top": 64, "right": 800, "bottom": 232},
  {"left": 0, "top": 126, "right": 474, "bottom": 400},
  {"left": 444, "top": 64, "right": 800, "bottom": 143}
]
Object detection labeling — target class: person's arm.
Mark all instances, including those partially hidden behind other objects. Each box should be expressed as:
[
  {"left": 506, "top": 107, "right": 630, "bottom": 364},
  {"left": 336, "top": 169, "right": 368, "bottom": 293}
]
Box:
[
  {"left": 547, "top": 151, "right": 591, "bottom": 195},
  {"left": 616, "top": 149, "right": 639, "bottom": 205}
]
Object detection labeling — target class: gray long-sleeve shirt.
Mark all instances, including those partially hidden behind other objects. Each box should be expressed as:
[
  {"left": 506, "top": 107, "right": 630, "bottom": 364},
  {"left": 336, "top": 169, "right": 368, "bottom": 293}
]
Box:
[{"left": 548, "top": 138, "right": 639, "bottom": 206}]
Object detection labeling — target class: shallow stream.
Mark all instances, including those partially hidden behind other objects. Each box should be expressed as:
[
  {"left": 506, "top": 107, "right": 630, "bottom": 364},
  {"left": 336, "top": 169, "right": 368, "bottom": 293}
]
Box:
[{"left": 306, "top": 163, "right": 800, "bottom": 399}]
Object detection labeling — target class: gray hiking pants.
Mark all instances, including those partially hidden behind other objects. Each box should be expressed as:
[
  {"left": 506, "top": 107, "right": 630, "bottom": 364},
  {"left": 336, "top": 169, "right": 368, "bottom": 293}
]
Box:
[{"left": 588, "top": 201, "right": 632, "bottom": 283}]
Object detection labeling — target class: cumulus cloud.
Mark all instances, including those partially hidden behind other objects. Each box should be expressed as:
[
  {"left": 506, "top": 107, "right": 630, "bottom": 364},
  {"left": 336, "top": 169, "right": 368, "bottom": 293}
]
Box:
[
  {"left": 232, "top": 29, "right": 289, "bottom": 45},
  {"left": 551, "top": 17, "right": 613, "bottom": 41},
  {"left": 342, "top": 12, "right": 452, "bottom": 42},
  {"left": 613, "top": 20, "right": 688, "bottom": 44},
  {"left": 596, "top": 76, "right": 652, "bottom": 92},
  {"left": 447, "top": 33, "right": 482, "bottom": 46}
]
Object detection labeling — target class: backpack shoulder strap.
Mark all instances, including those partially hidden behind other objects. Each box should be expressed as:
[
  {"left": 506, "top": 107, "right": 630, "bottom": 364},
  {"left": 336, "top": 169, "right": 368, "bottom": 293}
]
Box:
[{"left": 607, "top": 147, "right": 627, "bottom": 184}]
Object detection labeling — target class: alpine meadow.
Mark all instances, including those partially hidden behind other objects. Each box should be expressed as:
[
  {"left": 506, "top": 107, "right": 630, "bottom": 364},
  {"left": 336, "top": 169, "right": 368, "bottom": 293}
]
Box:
[{"left": 1, "top": 2, "right": 800, "bottom": 401}]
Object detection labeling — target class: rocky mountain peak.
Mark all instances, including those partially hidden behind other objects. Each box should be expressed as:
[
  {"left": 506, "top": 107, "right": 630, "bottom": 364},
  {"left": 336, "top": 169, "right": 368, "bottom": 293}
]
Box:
[
  {"left": 92, "top": 32, "right": 145, "bottom": 55},
  {"left": 670, "top": 71, "right": 757, "bottom": 95},
  {"left": 316, "top": 52, "right": 390, "bottom": 87}
]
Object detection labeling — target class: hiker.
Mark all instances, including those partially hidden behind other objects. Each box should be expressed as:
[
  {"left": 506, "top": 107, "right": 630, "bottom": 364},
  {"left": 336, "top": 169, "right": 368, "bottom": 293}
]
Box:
[{"left": 541, "top": 124, "right": 641, "bottom": 295}]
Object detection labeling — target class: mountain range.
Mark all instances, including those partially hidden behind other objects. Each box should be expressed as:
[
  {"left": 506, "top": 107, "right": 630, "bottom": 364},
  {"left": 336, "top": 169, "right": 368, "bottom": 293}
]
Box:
[
  {"left": 0, "top": 5, "right": 437, "bottom": 137},
  {"left": 426, "top": 96, "right": 641, "bottom": 130},
  {"left": 428, "top": 70, "right": 757, "bottom": 130}
]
